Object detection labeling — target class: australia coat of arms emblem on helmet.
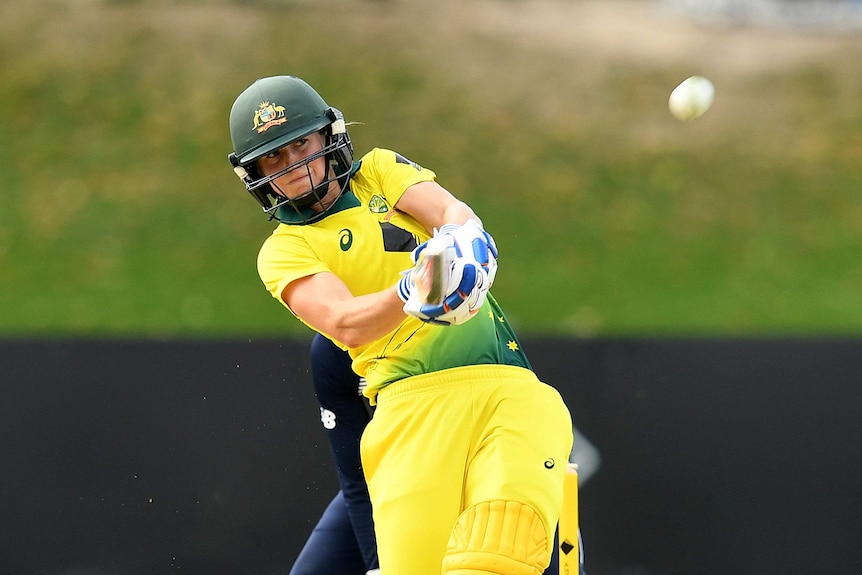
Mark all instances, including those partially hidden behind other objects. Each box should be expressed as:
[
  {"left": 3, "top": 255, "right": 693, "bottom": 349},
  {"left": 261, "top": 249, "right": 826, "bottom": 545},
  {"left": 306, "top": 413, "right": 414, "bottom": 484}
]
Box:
[{"left": 253, "top": 101, "right": 287, "bottom": 134}]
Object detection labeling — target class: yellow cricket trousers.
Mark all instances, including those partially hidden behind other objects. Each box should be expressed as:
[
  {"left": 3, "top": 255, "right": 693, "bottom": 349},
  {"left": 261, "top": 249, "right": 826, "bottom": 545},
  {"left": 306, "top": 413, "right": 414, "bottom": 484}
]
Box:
[{"left": 360, "top": 364, "right": 573, "bottom": 575}]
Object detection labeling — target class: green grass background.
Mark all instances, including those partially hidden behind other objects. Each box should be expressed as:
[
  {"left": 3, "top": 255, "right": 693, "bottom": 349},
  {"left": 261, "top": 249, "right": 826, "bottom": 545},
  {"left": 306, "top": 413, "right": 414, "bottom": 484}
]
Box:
[{"left": 2, "top": 0, "right": 862, "bottom": 338}]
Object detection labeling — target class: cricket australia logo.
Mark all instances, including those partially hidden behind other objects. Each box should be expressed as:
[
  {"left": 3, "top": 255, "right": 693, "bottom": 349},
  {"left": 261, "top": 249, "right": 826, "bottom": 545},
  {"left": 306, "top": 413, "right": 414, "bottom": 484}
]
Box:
[
  {"left": 368, "top": 194, "right": 390, "bottom": 214},
  {"left": 253, "top": 101, "right": 287, "bottom": 134}
]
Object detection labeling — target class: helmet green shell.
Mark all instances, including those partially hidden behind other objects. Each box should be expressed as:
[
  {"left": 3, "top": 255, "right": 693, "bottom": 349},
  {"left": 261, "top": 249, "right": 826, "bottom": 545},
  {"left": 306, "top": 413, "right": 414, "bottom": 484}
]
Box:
[{"left": 230, "top": 76, "right": 332, "bottom": 166}]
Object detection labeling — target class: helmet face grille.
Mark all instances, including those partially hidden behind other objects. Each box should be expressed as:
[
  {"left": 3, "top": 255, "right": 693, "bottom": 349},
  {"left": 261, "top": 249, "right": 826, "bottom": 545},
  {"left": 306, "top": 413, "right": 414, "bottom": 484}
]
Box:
[{"left": 268, "top": 130, "right": 354, "bottom": 225}]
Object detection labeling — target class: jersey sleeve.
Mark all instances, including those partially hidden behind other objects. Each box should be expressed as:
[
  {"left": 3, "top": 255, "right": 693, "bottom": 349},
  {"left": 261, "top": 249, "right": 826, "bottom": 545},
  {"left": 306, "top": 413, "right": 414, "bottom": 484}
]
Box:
[
  {"left": 257, "top": 229, "right": 328, "bottom": 312},
  {"left": 353, "top": 148, "right": 437, "bottom": 207}
]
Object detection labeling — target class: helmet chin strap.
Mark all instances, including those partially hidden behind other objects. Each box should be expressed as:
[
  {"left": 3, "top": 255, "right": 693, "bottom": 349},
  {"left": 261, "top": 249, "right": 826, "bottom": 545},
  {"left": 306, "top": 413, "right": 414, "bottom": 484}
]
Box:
[{"left": 290, "top": 183, "right": 330, "bottom": 211}]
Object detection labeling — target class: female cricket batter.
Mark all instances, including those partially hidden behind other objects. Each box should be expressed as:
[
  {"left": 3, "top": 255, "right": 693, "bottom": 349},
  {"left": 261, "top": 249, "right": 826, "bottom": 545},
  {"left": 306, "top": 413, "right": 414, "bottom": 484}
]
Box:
[
  {"left": 228, "top": 75, "right": 573, "bottom": 575},
  {"left": 293, "top": 333, "right": 569, "bottom": 575}
]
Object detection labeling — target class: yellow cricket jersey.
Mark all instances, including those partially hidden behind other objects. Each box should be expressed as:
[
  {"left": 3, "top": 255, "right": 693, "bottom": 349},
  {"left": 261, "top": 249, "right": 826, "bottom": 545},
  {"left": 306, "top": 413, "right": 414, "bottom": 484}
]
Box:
[{"left": 257, "top": 148, "right": 530, "bottom": 397}]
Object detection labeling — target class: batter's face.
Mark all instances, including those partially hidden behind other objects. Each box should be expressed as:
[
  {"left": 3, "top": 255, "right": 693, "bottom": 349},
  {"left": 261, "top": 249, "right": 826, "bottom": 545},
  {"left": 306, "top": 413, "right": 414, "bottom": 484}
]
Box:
[{"left": 256, "top": 131, "right": 330, "bottom": 200}]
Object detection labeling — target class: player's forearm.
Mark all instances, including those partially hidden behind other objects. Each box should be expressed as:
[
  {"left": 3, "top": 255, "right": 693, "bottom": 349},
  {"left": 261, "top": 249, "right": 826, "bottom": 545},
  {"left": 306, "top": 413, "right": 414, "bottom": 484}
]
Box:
[
  {"left": 326, "top": 287, "right": 407, "bottom": 349},
  {"left": 440, "top": 200, "right": 482, "bottom": 230},
  {"left": 395, "top": 181, "right": 483, "bottom": 233},
  {"left": 284, "top": 273, "right": 409, "bottom": 349}
]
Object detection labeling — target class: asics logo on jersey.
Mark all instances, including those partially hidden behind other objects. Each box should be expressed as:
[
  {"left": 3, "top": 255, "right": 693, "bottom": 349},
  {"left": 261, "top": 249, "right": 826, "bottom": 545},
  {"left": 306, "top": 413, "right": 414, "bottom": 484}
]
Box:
[
  {"left": 339, "top": 229, "right": 353, "bottom": 251},
  {"left": 320, "top": 407, "right": 336, "bottom": 429}
]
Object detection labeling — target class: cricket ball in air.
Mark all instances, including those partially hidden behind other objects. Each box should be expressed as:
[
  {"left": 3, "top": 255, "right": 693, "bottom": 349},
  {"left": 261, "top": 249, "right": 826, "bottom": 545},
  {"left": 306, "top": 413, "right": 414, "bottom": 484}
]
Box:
[{"left": 668, "top": 76, "right": 715, "bottom": 121}]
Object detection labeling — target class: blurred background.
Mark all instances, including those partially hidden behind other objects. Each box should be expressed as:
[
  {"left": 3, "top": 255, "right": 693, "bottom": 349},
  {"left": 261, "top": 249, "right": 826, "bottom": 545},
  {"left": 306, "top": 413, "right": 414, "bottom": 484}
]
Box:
[
  {"left": 2, "top": 1, "right": 862, "bottom": 574},
  {"left": 3, "top": 0, "right": 862, "bottom": 338}
]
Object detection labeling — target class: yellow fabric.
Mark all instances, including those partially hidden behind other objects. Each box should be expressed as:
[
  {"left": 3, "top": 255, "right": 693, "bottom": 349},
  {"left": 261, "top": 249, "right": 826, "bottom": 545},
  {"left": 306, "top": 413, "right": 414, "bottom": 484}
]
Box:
[
  {"left": 256, "top": 148, "right": 532, "bottom": 398},
  {"left": 257, "top": 148, "right": 432, "bottom": 333},
  {"left": 445, "top": 500, "right": 549, "bottom": 575},
  {"left": 360, "top": 365, "right": 573, "bottom": 575}
]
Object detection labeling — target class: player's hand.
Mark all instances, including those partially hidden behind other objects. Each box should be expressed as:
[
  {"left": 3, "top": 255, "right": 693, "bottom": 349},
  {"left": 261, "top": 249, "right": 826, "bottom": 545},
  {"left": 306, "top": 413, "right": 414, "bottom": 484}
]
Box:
[
  {"left": 396, "top": 220, "right": 496, "bottom": 326},
  {"left": 400, "top": 256, "right": 490, "bottom": 326},
  {"left": 396, "top": 235, "right": 453, "bottom": 304},
  {"left": 437, "top": 219, "right": 498, "bottom": 288}
]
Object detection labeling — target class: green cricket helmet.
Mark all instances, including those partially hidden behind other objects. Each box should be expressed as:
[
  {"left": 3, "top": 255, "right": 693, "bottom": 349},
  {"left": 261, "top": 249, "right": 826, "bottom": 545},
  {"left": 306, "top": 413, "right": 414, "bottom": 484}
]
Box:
[{"left": 228, "top": 75, "right": 354, "bottom": 224}]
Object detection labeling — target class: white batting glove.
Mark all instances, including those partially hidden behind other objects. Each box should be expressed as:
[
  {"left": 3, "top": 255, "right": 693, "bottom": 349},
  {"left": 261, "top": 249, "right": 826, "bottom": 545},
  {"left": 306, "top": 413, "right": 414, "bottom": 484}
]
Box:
[
  {"left": 436, "top": 219, "right": 498, "bottom": 289},
  {"left": 400, "top": 256, "right": 489, "bottom": 326},
  {"left": 396, "top": 220, "right": 496, "bottom": 326}
]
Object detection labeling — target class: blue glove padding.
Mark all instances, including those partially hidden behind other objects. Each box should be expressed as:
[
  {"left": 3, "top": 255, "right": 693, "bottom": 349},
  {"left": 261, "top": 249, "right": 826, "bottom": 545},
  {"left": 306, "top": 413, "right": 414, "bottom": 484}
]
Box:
[
  {"left": 437, "top": 219, "right": 498, "bottom": 288},
  {"left": 397, "top": 268, "right": 413, "bottom": 303}
]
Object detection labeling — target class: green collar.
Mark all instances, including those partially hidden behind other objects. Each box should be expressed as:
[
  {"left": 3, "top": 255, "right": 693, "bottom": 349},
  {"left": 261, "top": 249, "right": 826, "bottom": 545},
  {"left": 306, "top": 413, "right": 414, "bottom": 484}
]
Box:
[{"left": 275, "top": 161, "right": 362, "bottom": 225}]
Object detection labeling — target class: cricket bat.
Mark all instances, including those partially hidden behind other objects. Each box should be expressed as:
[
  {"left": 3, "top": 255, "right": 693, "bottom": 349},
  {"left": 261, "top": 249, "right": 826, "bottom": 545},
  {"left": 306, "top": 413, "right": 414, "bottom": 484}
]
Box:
[
  {"left": 559, "top": 463, "right": 579, "bottom": 575},
  {"left": 412, "top": 236, "right": 452, "bottom": 306}
]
